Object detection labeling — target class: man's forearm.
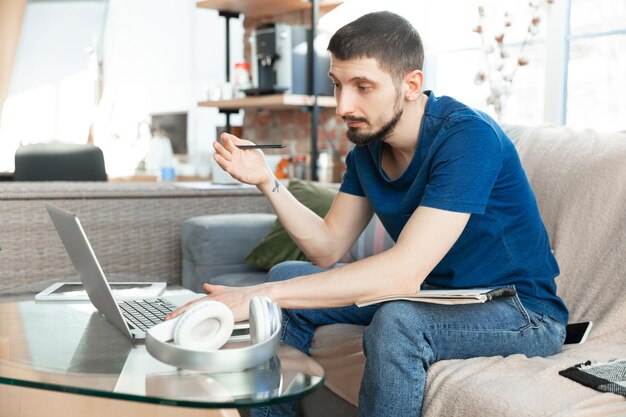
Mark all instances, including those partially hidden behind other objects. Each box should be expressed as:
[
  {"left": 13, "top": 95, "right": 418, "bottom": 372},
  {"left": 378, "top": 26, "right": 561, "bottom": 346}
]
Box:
[
  {"left": 258, "top": 206, "right": 471, "bottom": 309},
  {"left": 262, "top": 246, "right": 424, "bottom": 309}
]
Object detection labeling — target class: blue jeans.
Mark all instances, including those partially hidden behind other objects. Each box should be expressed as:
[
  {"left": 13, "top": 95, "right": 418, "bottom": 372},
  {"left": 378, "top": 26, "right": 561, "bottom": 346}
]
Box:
[{"left": 251, "top": 261, "right": 566, "bottom": 417}]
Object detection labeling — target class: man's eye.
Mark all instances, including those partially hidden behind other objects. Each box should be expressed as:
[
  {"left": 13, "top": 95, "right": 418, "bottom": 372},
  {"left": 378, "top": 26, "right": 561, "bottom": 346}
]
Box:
[{"left": 358, "top": 85, "right": 370, "bottom": 91}]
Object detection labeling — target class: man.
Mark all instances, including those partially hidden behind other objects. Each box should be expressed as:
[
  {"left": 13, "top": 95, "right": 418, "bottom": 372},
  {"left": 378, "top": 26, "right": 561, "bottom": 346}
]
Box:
[{"left": 170, "top": 11, "right": 568, "bottom": 416}]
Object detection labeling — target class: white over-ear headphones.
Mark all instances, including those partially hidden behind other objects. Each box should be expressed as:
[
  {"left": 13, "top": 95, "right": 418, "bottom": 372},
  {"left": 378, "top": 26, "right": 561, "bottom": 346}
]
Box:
[{"left": 146, "top": 296, "right": 282, "bottom": 373}]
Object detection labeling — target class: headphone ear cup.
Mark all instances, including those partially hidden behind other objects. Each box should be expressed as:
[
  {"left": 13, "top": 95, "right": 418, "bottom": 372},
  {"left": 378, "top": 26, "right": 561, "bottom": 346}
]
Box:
[
  {"left": 270, "top": 301, "right": 281, "bottom": 333},
  {"left": 249, "top": 296, "right": 271, "bottom": 344},
  {"left": 174, "top": 301, "right": 234, "bottom": 351}
]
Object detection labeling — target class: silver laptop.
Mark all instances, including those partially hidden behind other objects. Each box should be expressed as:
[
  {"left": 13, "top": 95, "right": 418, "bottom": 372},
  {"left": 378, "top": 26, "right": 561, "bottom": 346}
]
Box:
[{"left": 45, "top": 204, "right": 202, "bottom": 340}]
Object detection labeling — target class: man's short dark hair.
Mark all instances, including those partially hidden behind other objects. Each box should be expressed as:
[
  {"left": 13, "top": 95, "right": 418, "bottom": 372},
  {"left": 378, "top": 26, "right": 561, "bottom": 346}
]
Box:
[{"left": 327, "top": 11, "right": 424, "bottom": 86}]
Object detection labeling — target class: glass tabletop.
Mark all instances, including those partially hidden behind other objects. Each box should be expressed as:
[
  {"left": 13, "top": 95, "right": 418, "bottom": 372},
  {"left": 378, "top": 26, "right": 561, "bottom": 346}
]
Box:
[{"left": 0, "top": 290, "right": 324, "bottom": 409}]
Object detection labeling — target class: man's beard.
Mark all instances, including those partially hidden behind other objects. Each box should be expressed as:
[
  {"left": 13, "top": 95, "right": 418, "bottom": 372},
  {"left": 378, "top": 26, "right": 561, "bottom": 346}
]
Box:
[{"left": 345, "top": 104, "right": 403, "bottom": 147}]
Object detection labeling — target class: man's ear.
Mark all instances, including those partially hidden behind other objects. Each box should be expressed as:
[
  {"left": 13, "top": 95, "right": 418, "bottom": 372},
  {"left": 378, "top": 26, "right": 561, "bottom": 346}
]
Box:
[{"left": 404, "top": 70, "right": 424, "bottom": 101}]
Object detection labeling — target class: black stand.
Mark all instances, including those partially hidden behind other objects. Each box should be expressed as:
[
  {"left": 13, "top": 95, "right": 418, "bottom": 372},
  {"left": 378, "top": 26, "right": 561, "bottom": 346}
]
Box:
[
  {"left": 215, "top": 2, "right": 324, "bottom": 180},
  {"left": 218, "top": 11, "right": 240, "bottom": 133},
  {"left": 308, "top": 0, "right": 319, "bottom": 181}
]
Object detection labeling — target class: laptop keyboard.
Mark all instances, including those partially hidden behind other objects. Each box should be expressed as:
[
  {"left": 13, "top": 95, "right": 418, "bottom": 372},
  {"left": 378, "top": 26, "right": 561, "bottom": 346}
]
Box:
[{"left": 118, "top": 298, "right": 177, "bottom": 332}]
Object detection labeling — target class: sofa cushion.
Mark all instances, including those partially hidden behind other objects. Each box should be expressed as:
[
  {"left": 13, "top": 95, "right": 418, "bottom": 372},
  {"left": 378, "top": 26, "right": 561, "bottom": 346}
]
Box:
[
  {"left": 245, "top": 179, "right": 338, "bottom": 270},
  {"left": 344, "top": 215, "right": 394, "bottom": 262},
  {"left": 200, "top": 271, "right": 268, "bottom": 287},
  {"left": 509, "top": 125, "right": 626, "bottom": 329},
  {"left": 311, "top": 323, "right": 626, "bottom": 415},
  {"left": 181, "top": 213, "right": 276, "bottom": 292}
]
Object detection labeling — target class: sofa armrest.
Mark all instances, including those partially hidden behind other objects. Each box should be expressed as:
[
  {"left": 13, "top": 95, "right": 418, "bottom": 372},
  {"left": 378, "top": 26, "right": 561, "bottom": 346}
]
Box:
[{"left": 181, "top": 213, "right": 276, "bottom": 291}]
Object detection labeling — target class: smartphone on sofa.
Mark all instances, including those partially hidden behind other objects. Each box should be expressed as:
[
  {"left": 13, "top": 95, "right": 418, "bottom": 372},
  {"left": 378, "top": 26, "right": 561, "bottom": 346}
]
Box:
[{"left": 564, "top": 321, "right": 593, "bottom": 345}]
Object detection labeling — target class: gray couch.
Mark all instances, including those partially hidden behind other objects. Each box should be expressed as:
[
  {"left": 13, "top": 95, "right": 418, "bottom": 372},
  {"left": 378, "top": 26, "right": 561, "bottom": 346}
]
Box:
[
  {"left": 182, "top": 213, "right": 276, "bottom": 292},
  {"left": 181, "top": 125, "right": 626, "bottom": 416}
]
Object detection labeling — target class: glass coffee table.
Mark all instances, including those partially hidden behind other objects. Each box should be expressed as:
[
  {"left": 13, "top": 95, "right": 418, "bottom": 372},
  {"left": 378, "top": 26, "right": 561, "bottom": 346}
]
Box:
[{"left": 0, "top": 287, "right": 324, "bottom": 412}]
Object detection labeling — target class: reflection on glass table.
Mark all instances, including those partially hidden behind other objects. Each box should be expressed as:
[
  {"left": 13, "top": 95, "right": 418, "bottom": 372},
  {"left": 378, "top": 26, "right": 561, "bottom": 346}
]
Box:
[{"left": 0, "top": 295, "right": 324, "bottom": 409}]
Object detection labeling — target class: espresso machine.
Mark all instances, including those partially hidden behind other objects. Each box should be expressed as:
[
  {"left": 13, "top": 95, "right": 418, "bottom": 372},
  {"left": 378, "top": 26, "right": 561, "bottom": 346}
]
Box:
[{"left": 248, "top": 23, "right": 333, "bottom": 96}]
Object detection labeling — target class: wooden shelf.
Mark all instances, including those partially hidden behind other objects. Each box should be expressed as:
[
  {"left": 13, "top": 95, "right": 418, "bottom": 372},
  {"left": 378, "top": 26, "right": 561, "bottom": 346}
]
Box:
[
  {"left": 199, "top": 94, "right": 336, "bottom": 110},
  {"left": 197, "top": 0, "right": 339, "bottom": 180},
  {"left": 196, "top": 0, "right": 342, "bottom": 18}
]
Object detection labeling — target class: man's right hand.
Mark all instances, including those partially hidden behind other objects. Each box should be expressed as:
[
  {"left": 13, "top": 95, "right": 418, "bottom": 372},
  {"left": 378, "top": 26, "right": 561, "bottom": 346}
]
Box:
[{"left": 213, "top": 132, "right": 274, "bottom": 187}]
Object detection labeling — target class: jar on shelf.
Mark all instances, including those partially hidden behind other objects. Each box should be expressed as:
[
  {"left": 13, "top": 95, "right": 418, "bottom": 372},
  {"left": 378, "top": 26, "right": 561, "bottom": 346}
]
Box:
[{"left": 233, "top": 62, "right": 252, "bottom": 97}]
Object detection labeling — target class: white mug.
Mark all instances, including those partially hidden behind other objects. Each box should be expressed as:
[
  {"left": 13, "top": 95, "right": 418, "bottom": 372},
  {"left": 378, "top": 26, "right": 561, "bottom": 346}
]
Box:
[{"left": 221, "top": 82, "right": 234, "bottom": 100}]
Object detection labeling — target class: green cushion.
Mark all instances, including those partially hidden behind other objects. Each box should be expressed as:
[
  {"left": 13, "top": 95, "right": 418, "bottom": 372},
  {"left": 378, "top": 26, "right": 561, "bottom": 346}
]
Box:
[{"left": 245, "top": 179, "right": 338, "bottom": 270}]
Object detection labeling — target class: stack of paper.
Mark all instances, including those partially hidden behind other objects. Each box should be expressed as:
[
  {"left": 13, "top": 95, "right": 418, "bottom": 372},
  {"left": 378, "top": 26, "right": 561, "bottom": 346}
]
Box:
[{"left": 356, "top": 287, "right": 516, "bottom": 307}]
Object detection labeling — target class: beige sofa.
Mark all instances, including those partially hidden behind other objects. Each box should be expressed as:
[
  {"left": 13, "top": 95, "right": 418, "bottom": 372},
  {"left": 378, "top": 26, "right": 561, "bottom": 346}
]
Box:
[
  {"left": 304, "top": 124, "right": 626, "bottom": 416},
  {"left": 183, "top": 124, "right": 626, "bottom": 416}
]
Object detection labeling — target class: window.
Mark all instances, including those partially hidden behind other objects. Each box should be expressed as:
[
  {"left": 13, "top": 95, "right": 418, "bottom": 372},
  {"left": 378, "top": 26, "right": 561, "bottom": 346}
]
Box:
[
  {"left": 426, "top": 1, "right": 551, "bottom": 125},
  {"left": 322, "top": 0, "right": 625, "bottom": 130},
  {"left": 566, "top": 0, "right": 626, "bottom": 131},
  {"left": 0, "top": 0, "right": 107, "bottom": 172}
]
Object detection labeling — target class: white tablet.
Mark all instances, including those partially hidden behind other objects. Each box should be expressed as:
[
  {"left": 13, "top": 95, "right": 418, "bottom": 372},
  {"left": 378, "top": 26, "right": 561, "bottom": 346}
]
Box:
[{"left": 35, "top": 281, "right": 166, "bottom": 301}]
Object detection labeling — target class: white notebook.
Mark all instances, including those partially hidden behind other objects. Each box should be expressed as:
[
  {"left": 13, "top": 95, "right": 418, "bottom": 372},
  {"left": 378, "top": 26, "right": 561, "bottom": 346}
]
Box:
[{"left": 356, "top": 287, "right": 516, "bottom": 308}]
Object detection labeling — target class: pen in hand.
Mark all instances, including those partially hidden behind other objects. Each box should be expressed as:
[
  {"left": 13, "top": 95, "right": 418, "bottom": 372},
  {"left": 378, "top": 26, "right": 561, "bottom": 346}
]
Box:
[{"left": 236, "top": 144, "right": 286, "bottom": 149}]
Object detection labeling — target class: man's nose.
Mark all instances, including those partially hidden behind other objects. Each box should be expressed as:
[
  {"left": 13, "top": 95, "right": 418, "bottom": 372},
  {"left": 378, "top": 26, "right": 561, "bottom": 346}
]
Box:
[{"left": 334, "top": 91, "right": 355, "bottom": 117}]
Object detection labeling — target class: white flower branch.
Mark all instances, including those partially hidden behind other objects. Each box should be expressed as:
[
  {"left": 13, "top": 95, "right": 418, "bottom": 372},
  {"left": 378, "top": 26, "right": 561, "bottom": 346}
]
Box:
[{"left": 473, "top": 0, "right": 554, "bottom": 121}]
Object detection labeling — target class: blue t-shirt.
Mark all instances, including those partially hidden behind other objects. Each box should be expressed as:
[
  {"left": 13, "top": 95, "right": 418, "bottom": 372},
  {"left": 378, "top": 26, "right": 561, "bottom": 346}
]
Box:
[{"left": 340, "top": 92, "right": 568, "bottom": 326}]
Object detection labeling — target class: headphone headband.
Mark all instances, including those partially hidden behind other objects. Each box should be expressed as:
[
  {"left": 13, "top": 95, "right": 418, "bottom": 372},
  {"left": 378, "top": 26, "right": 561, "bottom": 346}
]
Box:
[{"left": 146, "top": 297, "right": 282, "bottom": 373}]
